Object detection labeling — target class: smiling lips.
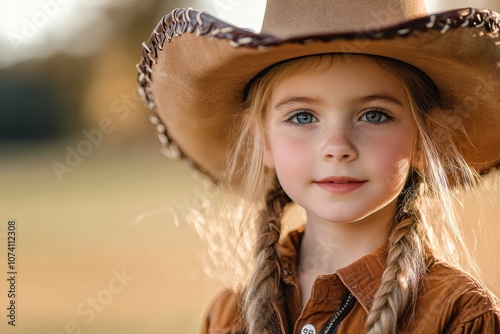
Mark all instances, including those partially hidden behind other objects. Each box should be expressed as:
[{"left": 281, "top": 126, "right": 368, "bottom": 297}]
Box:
[{"left": 315, "top": 176, "right": 367, "bottom": 194}]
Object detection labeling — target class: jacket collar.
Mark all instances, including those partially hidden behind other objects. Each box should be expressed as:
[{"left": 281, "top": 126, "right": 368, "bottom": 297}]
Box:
[{"left": 277, "top": 226, "right": 388, "bottom": 313}]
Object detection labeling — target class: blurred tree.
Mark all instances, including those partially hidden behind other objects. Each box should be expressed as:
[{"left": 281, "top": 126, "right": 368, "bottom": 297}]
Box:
[
  {"left": 0, "top": 67, "right": 61, "bottom": 140},
  {"left": 0, "top": 0, "right": 199, "bottom": 142}
]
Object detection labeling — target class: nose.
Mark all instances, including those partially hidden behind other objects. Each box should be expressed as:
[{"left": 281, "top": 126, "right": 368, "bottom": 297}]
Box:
[{"left": 321, "top": 126, "right": 358, "bottom": 163}]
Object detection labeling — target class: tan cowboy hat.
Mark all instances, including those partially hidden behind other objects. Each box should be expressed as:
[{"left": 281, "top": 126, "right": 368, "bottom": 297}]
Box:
[{"left": 137, "top": 0, "right": 500, "bottom": 182}]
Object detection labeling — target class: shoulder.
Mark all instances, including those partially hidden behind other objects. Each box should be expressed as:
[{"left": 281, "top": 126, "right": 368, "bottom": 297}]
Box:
[
  {"left": 419, "top": 259, "right": 500, "bottom": 332},
  {"left": 425, "top": 259, "right": 500, "bottom": 311},
  {"left": 201, "top": 289, "right": 245, "bottom": 334}
]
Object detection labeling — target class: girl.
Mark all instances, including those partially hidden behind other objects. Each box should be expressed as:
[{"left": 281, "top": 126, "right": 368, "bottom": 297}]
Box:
[{"left": 137, "top": 0, "right": 500, "bottom": 333}]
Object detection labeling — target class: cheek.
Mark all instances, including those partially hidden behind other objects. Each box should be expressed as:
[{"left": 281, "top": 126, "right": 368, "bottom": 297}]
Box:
[
  {"left": 269, "top": 133, "right": 311, "bottom": 177},
  {"left": 368, "top": 132, "right": 416, "bottom": 189}
]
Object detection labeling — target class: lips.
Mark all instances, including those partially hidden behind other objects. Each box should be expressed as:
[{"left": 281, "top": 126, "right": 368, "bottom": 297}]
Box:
[
  {"left": 316, "top": 176, "right": 365, "bottom": 183},
  {"left": 314, "top": 176, "right": 367, "bottom": 194}
]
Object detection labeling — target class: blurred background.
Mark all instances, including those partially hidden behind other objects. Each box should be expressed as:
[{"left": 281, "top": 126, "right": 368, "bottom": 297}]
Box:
[{"left": 0, "top": 0, "right": 498, "bottom": 333}]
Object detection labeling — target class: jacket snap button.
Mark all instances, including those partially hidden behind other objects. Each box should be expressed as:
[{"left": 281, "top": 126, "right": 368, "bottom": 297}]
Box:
[{"left": 301, "top": 324, "right": 316, "bottom": 334}]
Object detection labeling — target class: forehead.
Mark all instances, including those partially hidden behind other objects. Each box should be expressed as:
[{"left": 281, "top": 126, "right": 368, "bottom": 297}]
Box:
[{"left": 269, "top": 55, "right": 406, "bottom": 97}]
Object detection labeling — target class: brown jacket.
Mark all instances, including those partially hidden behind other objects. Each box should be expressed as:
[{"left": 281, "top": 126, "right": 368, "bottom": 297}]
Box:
[{"left": 202, "top": 228, "right": 500, "bottom": 334}]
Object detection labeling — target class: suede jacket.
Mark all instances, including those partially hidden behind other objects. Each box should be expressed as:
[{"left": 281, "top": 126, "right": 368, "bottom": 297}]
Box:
[{"left": 202, "top": 228, "right": 500, "bottom": 334}]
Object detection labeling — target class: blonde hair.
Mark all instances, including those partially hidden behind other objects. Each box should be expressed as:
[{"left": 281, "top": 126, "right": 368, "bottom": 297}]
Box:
[{"left": 224, "top": 54, "right": 481, "bottom": 334}]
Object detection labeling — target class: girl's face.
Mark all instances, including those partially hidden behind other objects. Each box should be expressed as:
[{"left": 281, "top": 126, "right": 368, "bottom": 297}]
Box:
[{"left": 263, "top": 56, "right": 418, "bottom": 226}]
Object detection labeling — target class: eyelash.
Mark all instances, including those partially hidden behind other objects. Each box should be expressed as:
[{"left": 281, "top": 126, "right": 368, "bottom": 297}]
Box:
[
  {"left": 284, "top": 109, "right": 394, "bottom": 126},
  {"left": 360, "top": 109, "right": 394, "bottom": 125},
  {"left": 284, "top": 110, "right": 317, "bottom": 127}
]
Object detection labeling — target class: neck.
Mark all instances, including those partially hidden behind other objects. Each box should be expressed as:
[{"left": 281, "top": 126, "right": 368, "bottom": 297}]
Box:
[{"left": 297, "top": 201, "right": 396, "bottom": 306}]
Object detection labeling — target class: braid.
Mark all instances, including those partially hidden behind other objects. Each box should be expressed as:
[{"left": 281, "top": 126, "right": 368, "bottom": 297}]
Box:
[
  {"left": 244, "top": 183, "right": 291, "bottom": 334},
  {"left": 365, "top": 169, "right": 427, "bottom": 334}
]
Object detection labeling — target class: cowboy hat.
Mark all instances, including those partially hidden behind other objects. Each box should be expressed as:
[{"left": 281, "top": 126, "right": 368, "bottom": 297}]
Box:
[{"left": 137, "top": 0, "right": 500, "bottom": 182}]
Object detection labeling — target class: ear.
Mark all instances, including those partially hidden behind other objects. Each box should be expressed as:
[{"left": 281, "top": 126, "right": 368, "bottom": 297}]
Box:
[{"left": 411, "top": 138, "right": 424, "bottom": 170}]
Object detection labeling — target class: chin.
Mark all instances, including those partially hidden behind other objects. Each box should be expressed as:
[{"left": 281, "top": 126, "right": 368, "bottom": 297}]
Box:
[{"left": 311, "top": 211, "right": 371, "bottom": 224}]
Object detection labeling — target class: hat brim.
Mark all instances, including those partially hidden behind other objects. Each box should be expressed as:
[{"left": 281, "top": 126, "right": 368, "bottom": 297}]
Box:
[{"left": 137, "top": 7, "right": 500, "bottom": 182}]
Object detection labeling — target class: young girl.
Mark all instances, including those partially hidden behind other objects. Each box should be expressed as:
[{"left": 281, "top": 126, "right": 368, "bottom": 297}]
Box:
[{"left": 137, "top": 0, "right": 500, "bottom": 333}]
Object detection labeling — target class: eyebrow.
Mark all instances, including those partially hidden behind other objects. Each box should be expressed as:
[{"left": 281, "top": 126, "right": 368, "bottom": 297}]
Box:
[
  {"left": 272, "top": 92, "right": 404, "bottom": 114},
  {"left": 272, "top": 96, "right": 322, "bottom": 111},
  {"left": 273, "top": 93, "right": 403, "bottom": 110},
  {"left": 353, "top": 93, "right": 404, "bottom": 107}
]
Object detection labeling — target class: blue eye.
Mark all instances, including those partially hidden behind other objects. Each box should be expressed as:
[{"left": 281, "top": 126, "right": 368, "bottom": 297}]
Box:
[
  {"left": 361, "top": 110, "right": 390, "bottom": 124},
  {"left": 287, "top": 111, "right": 317, "bottom": 125}
]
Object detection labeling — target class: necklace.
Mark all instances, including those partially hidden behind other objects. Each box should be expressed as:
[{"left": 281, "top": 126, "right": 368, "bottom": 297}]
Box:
[{"left": 320, "top": 292, "right": 357, "bottom": 334}]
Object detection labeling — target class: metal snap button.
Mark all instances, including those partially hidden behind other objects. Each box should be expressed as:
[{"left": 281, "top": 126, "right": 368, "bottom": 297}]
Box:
[{"left": 301, "top": 323, "right": 316, "bottom": 334}]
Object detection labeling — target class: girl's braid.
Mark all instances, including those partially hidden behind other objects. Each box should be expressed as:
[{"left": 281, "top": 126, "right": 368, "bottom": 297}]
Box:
[
  {"left": 365, "top": 172, "right": 426, "bottom": 334},
  {"left": 244, "top": 183, "right": 290, "bottom": 334}
]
